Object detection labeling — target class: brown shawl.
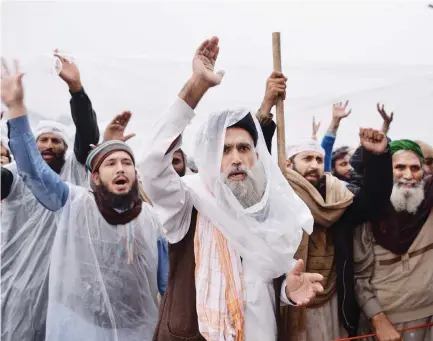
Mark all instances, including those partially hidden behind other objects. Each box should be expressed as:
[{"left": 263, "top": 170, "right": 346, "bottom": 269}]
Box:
[{"left": 281, "top": 169, "right": 354, "bottom": 340}]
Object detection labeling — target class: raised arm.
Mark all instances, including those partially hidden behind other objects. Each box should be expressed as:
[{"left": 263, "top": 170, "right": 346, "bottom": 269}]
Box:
[
  {"left": 139, "top": 36, "right": 223, "bottom": 243},
  {"left": 376, "top": 103, "right": 394, "bottom": 137},
  {"left": 321, "top": 100, "right": 352, "bottom": 172},
  {"left": 341, "top": 128, "right": 392, "bottom": 225},
  {"left": 55, "top": 51, "right": 100, "bottom": 164},
  {"left": 1, "top": 59, "right": 69, "bottom": 211}
]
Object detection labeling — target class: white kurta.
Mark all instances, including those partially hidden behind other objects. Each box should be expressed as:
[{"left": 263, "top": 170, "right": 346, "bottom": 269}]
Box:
[
  {"left": 1, "top": 154, "right": 88, "bottom": 341},
  {"left": 141, "top": 98, "right": 313, "bottom": 341}
]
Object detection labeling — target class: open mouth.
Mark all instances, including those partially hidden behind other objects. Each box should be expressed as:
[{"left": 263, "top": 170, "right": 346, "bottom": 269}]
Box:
[
  {"left": 113, "top": 177, "right": 129, "bottom": 186},
  {"left": 42, "top": 152, "right": 55, "bottom": 160},
  {"left": 228, "top": 171, "right": 246, "bottom": 181}
]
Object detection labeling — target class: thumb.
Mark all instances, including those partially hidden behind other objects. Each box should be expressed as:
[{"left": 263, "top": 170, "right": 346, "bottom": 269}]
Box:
[
  {"left": 290, "top": 259, "right": 304, "bottom": 276},
  {"left": 122, "top": 133, "right": 136, "bottom": 142},
  {"left": 17, "top": 72, "right": 25, "bottom": 84},
  {"left": 216, "top": 70, "right": 225, "bottom": 82}
]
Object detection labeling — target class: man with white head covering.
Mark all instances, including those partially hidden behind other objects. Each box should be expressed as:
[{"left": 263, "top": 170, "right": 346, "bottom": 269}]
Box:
[
  {"left": 142, "top": 36, "right": 323, "bottom": 341},
  {"left": 2, "top": 64, "right": 166, "bottom": 340},
  {"left": 278, "top": 131, "right": 392, "bottom": 341},
  {"left": 1, "top": 55, "right": 99, "bottom": 341},
  {"left": 354, "top": 139, "right": 433, "bottom": 341}
]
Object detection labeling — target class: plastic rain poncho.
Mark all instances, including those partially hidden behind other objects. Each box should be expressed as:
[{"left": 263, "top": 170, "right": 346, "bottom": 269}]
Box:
[
  {"left": 1, "top": 154, "right": 88, "bottom": 341},
  {"left": 44, "top": 185, "right": 161, "bottom": 341}
]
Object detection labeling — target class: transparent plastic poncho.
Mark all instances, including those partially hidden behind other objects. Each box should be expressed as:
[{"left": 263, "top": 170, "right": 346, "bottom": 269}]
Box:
[
  {"left": 1, "top": 155, "right": 88, "bottom": 341},
  {"left": 44, "top": 185, "right": 160, "bottom": 341}
]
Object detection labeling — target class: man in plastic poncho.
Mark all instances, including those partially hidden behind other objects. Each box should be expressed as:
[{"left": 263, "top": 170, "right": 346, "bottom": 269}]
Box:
[
  {"left": 1, "top": 56, "right": 100, "bottom": 341},
  {"left": 143, "top": 36, "right": 324, "bottom": 341},
  {"left": 2, "top": 60, "right": 165, "bottom": 341}
]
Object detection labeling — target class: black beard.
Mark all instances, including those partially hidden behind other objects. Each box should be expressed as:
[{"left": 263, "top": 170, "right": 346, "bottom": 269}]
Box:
[
  {"left": 96, "top": 179, "right": 139, "bottom": 211},
  {"left": 43, "top": 152, "right": 66, "bottom": 174}
]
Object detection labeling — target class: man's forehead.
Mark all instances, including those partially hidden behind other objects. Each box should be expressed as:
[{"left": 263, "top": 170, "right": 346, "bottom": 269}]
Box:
[
  {"left": 37, "top": 132, "right": 63, "bottom": 141},
  {"left": 392, "top": 150, "right": 422, "bottom": 166},
  {"left": 296, "top": 151, "right": 324, "bottom": 159},
  {"left": 224, "top": 127, "right": 254, "bottom": 144},
  {"left": 104, "top": 151, "right": 132, "bottom": 161}
]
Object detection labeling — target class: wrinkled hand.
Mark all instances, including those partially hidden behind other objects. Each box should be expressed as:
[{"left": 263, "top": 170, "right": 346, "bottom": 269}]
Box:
[
  {"left": 263, "top": 71, "right": 287, "bottom": 106},
  {"left": 359, "top": 128, "right": 387, "bottom": 154},
  {"left": 54, "top": 49, "right": 82, "bottom": 93},
  {"left": 312, "top": 117, "right": 321, "bottom": 140},
  {"left": 377, "top": 103, "right": 394, "bottom": 125},
  {"left": 103, "top": 111, "right": 136, "bottom": 142},
  {"left": 333, "top": 100, "right": 352, "bottom": 120},
  {"left": 192, "top": 36, "right": 224, "bottom": 87},
  {"left": 285, "top": 259, "right": 324, "bottom": 306},
  {"left": 371, "top": 313, "right": 402, "bottom": 341},
  {"left": 1, "top": 58, "right": 24, "bottom": 108}
]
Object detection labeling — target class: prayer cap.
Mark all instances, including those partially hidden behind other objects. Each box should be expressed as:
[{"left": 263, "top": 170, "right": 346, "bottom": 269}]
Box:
[
  {"left": 286, "top": 138, "right": 325, "bottom": 159},
  {"left": 86, "top": 140, "right": 135, "bottom": 172},
  {"left": 389, "top": 139, "right": 424, "bottom": 161},
  {"left": 414, "top": 140, "right": 433, "bottom": 159},
  {"left": 35, "top": 120, "right": 70, "bottom": 146},
  {"left": 228, "top": 113, "right": 258, "bottom": 146}
]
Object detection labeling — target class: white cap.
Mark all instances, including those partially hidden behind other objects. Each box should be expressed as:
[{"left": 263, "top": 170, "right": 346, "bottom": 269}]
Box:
[
  {"left": 34, "top": 120, "right": 70, "bottom": 146},
  {"left": 286, "top": 138, "right": 325, "bottom": 159}
]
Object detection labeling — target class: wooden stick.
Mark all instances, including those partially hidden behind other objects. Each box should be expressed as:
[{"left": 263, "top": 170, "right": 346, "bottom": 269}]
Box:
[{"left": 272, "top": 32, "right": 286, "bottom": 172}]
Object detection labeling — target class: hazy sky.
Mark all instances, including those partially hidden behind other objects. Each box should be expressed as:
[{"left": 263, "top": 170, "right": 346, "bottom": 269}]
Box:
[{"left": 2, "top": 0, "right": 432, "bottom": 157}]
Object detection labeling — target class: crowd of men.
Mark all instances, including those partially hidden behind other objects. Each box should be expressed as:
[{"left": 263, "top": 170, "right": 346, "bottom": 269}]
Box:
[{"left": 1, "top": 36, "right": 432, "bottom": 341}]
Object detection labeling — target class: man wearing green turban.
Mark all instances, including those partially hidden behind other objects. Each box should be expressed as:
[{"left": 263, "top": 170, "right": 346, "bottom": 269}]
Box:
[{"left": 354, "top": 139, "right": 433, "bottom": 341}]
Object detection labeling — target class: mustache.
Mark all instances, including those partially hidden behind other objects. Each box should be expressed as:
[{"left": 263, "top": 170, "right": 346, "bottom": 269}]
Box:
[
  {"left": 41, "top": 148, "right": 64, "bottom": 158},
  {"left": 223, "top": 165, "right": 249, "bottom": 177},
  {"left": 395, "top": 179, "right": 421, "bottom": 187},
  {"left": 304, "top": 169, "right": 319, "bottom": 177}
]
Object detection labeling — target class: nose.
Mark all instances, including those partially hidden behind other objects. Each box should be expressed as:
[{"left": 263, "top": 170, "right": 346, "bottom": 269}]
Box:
[
  {"left": 230, "top": 149, "right": 242, "bottom": 167},
  {"left": 402, "top": 167, "right": 413, "bottom": 180},
  {"left": 310, "top": 159, "right": 319, "bottom": 170},
  {"left": 114, "top": 162, "right": 126, "bottom": 174}
]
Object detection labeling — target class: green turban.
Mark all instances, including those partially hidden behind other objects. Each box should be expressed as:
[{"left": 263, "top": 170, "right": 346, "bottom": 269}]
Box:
[{"left": 389, "top": 139, "right": 424, "bottom": 160}]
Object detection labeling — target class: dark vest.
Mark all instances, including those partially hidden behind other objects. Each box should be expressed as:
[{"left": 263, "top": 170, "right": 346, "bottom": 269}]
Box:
[{"left": 153, "top": 208, "right": 286, "bottom": 340}]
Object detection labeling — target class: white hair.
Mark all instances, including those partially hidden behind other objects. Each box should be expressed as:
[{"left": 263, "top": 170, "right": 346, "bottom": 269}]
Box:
[
  {"left": 221, "top": 161, "right": 267, "bottom": 209},
  {"left": 390, "top": 179, "right": 425, "bottom": 214}
]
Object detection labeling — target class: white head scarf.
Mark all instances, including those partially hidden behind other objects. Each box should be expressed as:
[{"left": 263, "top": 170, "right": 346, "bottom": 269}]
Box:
[
  {"left": 34, "top": 120, "right": 70, "bottom": 146},
  {"left": 286, "top": 138, "right": 325, "bottom": 159},
  {"left": 183, "top": 108, "right": 314, "bottom": 279}
]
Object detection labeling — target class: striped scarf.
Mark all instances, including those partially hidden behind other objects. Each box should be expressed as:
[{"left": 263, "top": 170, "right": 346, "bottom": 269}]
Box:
[{"left": 194, "top": 214, "right": 246, "bottom": 341}]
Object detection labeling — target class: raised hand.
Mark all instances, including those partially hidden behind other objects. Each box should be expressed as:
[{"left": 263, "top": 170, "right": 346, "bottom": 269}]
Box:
[
  {"left": 333, "top": 100, "right": 352, "bottom": 120},
  {"left": 103, "top": 111, "right": 136, "bottom": 142},
  {"left": 359, "top": 128, "right": 388, "bottom": 154},
  {"left": 1, "top": 59, "right": 25, "bottom": 110},
  {"left": 312, "top": 116, "right": 321, "bottom": 140},
  {"left": 192, "top": 36, "right": 224, "bottom": 87},
  {"left": 257, "top": 71, "right": 287, "bottom": 124},
  {"left": 285, "top": 259, "right": 324, "bottom": 306},
  {"left": 377, "top": 103, "right": 394, "bottom": 125},
  {"left": 54, "top": 49, "right": 82, "bottom": 93}
]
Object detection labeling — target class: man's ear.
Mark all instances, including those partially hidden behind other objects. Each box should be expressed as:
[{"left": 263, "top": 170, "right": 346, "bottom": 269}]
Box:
[
  {"left": 256, "top": 151, "right": 259, "bottom": 160},
  {"left": 286, "top": 159, "right": 291, "bottom": 168},
  {"left": 92, "top": 172, "right": 101, "bottom": 186}
]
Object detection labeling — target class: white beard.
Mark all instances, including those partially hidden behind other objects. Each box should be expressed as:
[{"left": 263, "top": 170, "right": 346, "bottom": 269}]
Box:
[
  {"left": 390, "top": 179, "right": 425, "bottom": 214},
  {"left": 221, "top": 162, "right": 267, "bottom": 209}
]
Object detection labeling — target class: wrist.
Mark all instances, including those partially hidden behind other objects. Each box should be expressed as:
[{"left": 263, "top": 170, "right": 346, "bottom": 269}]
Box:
[
  {"left": 328, "top": 118, "right": 340, "bottom": 134},
  {"left": 68, "top": 81, "right": 83, "bottom": 93},
  {"left": 7, "top": 102, "right": 27, "bottom": 119},
  {"left": 259, "top": 101, "right": 273, "bottom": 117},
  {"left": 371, "top": 312, "right": 385, "bottom": 327},
  {"left": 179, "top": 76, "right": 210, "bottom": 110}
]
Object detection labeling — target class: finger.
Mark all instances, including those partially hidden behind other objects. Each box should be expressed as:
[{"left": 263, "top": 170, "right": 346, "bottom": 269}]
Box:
[
  {"left": 213, "top": 46, "right": 220, "bottom": 62},
  {"left": 290, "top": 259, "right": 304, "bottom": 275},
  {"left": 377, "top": 103, "right": 380, "bottom": 111},
  {"left": 110, "top": 114, "right": 123, "bottom": 125},
  {"left": 344, "top": 100, "right": 349, "bottom": 109},
  {"left": 216, "top": 70, "right": 225, "bottom": 82},
  {"left": 206, "top": 36, "right": 219, "bottom": 56},
  {"left": 303, "top": 272, "right": 324, "bottom": 283},
  {"left": 17, "top": 72, "right": 25, "bottom": 85},
  {"left": 122, "top": 133, "right": 136, "bottom": 142},
  {"left": 312, "top": 282, "right": 324, "bottom": 293},
  {"left": 270, "top": 71, "right": 284, "bottom": 78},
  {"left": 196, "top": 39, "right": 210, "bottom": 55},
  {"left": 366, "top": 128, "right": 373, "bottom": 139},
  {"left": 359, "top": 128, "right": 365, "bottom": 138},
  {"left": 13, "top": 60, "right": 20, "bottom": 74},
  {"left": 1, "top": 58, "right": 10, "bottom": 78},
  {"left": 390, "top": 112, "right": 394, "bottom": 120},
  {"left": 347, "top": 109, "right": 352, "bottom": 116}
]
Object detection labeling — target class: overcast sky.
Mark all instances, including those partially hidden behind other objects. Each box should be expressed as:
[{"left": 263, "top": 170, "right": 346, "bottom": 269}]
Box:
[{"left": 2, "top": 0, "right": 432, "bottom": 157}]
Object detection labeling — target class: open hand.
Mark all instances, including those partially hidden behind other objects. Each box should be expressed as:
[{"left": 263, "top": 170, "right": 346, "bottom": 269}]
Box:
[
  {"left": 54, "top": 49, "right": 82, "bottom": 93},
  {"left": 377, "top": 103, "right": 394, "bottom": 124},
  {"left": 1, "top": 58, "right": 24, "bottom": 109},
  {"left": 312, "top": 116, "right": 321, "bottom": 140},
  {"left": 359, "top": 128, "right": 387, "bottom": 154},
  {"left": 103, "top": 111, "right": 136, "bottom": 142},
  {"left": 333, "top": 100, "right": 352, "bottom": 120},
  {"left": 192, "top": 36, "right": 224, "bottom": 87},
  {"left": 285, "top": 259, "right": 324, "bottom": 306}
]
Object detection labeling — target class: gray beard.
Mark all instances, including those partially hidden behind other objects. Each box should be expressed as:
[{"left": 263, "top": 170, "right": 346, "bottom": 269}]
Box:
[
  {"left": 390, "top": 179, "right": 425, "bottom": 214},
  {"left": 221, "top": 162, "right": 267, "bottom": 209}
]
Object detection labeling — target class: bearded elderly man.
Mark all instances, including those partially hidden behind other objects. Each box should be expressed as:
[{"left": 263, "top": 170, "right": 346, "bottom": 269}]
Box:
[
  {"left": 2, "top": 64, "right": 167, "bottom": 340},
  {"left": 143, "top": 36, "right": 323, "bottom": 341},
  {"left": 354, "top": 140, "right": 433, "bottom": 341},
  {"left": 279, "top": 134, "right": 392, "bottom": 341},
  {"left": 0, "top": 56, "right": 100, "bottom": 341}
]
